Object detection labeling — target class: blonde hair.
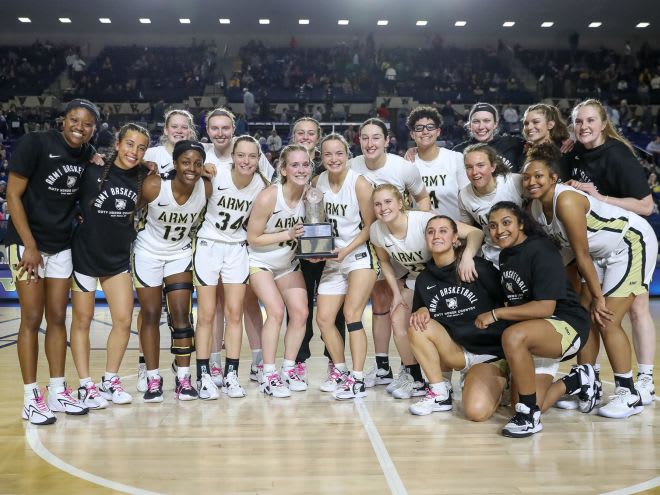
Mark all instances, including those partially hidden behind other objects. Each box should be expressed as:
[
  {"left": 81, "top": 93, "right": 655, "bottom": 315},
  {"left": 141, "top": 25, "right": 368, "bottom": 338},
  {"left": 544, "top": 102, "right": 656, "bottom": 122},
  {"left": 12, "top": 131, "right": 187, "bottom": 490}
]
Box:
[
  {"left": 161, "top": 108, "right": 197, "bottom": 145},
  {"left": 319, "top": 133, "right": 350, "bottom": 156},
  {"left": 571, "top": 99, "right": 635, "bottom": 154},
  {"left": 292, "top": 117, "right": 322, "bottom": 140},
  {"left": 277, "top": 144, "right": 310, "bottom": 184},
  {"left": 206, "top": 107, "right": 236, "bottom": 131},
  {"left": 232, "top": 135, "right": 269, "bottom": 186},
  {"left": 372, "top": 183, "right": 406, "bottom": 212}
]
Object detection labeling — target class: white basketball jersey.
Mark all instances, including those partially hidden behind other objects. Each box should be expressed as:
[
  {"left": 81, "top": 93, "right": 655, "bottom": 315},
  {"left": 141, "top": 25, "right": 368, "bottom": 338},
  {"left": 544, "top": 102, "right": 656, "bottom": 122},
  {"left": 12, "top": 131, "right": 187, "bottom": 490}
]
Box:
[
  {"left": 203, "top": 142, "right": 275, "bottom": 180},
  {"left": 413, "top": 147, "right": 469, "bottom": 219},
  {"left": 248, "top": 183, "right": 305, "bottom": 263},
  {"left": 144, "top": 145, "right": 174, "bottom": 177},
  {"left": 530, "top": 183, "right": 632, "bottom": 259},
  {"left": 349, "top": 153, "right": 425, "bottom": 198},
  {"left": 370, "top": 210, "right": 434, "bottom": 279},
  {"left": 316, "top": 169, "right": 364, "bottom": 249},
  {"left": 134, "top": 179, "right": 207, "bottom": 260},
  {"left": 458, "top": 174, "right": 523, "bottom": 263},
  {"left": 197, "top": 167, "right": 266, "bottom": 243}
]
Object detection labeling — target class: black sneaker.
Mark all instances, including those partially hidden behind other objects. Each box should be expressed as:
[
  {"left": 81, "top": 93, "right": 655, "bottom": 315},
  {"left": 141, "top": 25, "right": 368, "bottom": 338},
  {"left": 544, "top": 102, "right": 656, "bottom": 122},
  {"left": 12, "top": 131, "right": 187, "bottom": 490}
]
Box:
[
  {"left": 143, "top": 375, "right": 164, "bottom": 403},
  {"left": 576, "top": 364, "right": 598, "bottom": 413},
  {"left": 502, "top": 403, "right": 542, "bottom": 438},
  {"left": 175, "top": 375, "right": 198, "bottom": 401}
]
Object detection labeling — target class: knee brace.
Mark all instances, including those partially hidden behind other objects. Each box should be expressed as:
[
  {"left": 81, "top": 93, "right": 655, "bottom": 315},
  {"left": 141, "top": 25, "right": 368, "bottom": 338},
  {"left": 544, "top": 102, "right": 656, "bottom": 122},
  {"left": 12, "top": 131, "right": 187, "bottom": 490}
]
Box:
[
  {"left": 372, "top": 310, "right": 390, "bottom": 316},
  {"left": 163, "top": 282, "right": 195, "bottom": 356},
  {"left": 347, "top": 321, "right": 364, "bottom": 333}
]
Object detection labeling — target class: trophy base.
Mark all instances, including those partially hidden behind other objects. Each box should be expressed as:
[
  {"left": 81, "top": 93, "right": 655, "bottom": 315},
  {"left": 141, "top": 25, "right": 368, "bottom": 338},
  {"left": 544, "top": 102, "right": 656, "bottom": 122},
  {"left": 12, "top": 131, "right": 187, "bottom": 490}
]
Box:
[
  {"left": 295, "top": 228, "right": 337, "bottom": 259},
  {"left": 296, "top": 251, "right": 339, "bottom": 260}
]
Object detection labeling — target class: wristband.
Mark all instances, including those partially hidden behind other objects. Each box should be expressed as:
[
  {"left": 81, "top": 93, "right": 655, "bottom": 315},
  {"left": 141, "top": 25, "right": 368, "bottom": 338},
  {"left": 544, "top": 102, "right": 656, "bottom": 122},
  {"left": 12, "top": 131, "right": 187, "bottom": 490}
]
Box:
[{"left": 491, "top": 309, "right": 498, "bottom": 322}]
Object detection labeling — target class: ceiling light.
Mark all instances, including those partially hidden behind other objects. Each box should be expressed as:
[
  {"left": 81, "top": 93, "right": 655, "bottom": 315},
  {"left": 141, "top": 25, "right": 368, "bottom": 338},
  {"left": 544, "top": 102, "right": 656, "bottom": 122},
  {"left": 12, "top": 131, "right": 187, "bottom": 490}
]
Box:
[
  {"left": 636, "top": 22, "right": 649, "bottom": 28},
  {"left": 502, "top": 21, "right": 515, "bottom": 27},
  {"left": 338, "top": 19, "right": 349, "bottom": 25},
  {"left": 139, "top": 18, "right": 151, "bottom": 24},
  {"left": 99, "top": 18, "right": 111, "bottom": 24},
  {"left": 541, "top": 22, "right": 554, "bottom": 28},
  {"left": 219, "top": 18, "right": 230, "bottom": 24},
  {"left": 454, "top": 21, "right": 467, "bottom": 27},
  {"left": 179, "top": 18, "right": 191, "bottom": 24},
  {"left": 299, "top": 19, "right": 309, "bottom": 25},
  {"left": 588, "top": 22, "right": 602, "bottom": 28},
  {"left": 377, "top": 20, "right": 389, "bottom": 26},
  {"left": 259, "top": 19, "right": 270, "bottom": 25},
  {"left": 59, "top": 17, "right": 72, "bottom": 23},
  {"left": 416, "top": 20, "right": 428, "bottom": 26},
  {"left": 18, "top": 17, "right": 31, "bottom": 23}
]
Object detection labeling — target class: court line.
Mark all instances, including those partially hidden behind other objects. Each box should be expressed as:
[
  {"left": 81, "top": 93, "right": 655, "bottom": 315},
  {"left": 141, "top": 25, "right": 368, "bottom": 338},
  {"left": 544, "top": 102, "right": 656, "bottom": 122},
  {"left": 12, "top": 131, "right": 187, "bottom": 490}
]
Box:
[
  {"left": 354, "top": 398, "right": 408, "bottom": 495},
  {"left": 26, "top": 425, "right": 163, "bottom": 495},
  {"left": 599, "top": 476, "right": 660, "bottom": 495}
]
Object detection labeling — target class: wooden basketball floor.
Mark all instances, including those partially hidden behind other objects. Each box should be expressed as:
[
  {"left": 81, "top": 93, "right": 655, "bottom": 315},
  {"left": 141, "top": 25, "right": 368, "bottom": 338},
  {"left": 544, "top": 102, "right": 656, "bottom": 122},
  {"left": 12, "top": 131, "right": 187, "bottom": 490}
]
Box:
[{"left": 0, "top": 301, "right": 658, "bottom": 495}]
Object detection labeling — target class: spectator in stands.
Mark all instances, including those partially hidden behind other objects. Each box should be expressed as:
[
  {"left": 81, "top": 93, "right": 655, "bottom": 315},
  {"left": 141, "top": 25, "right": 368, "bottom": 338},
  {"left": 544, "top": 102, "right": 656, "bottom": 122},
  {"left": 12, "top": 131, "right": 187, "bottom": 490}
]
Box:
[
  {"left": 646, "top": 135, "right": 660, "bottom": 166},
  {"left": 243, "top": 88, "right": 256, "bottom": 120},
  {"left": 267, "top": 130, "right": 283, "bottom": 156},
  {"left": 502, "top": 104, "right": 519, "bottom": 134},
  {"left": 95, "top": 123, "right": 115, "bottom": 157},
  {"left": 0, "top": 180, "right": 6, "bottom": 201},
  {"left": 235, "top": 113, "right": 248, "bottom": 136},
  {"left": 312, "top": 106, "right": 323, "bottom": 122},
  {"left": 376, "top": 102, "right": 390, "bottom": 122}
]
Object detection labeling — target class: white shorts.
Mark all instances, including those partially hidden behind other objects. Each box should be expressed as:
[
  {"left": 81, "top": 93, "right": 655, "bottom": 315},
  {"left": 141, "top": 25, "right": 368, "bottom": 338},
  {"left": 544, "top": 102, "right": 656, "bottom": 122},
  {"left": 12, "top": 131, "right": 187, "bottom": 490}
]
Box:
[
  {"left": 249, "top": 249, "right": 299, "bottom": 281},
  {"left": 317, "top": 245, "right": 377, "bottom": 295},
  {"left": 131, "top": 249, "right": 192, "bottom": 288},
  {"left": 71, "top": 270, "right": 130, "bottom": 293},
  {"left": 8, "top": 245, "right": 72, "bottom": 280},
  {"left": 461, "top": 350, "right": 507, "bottom": 374},
  {"left": 594, "top": 220, "right": 657, "bottom": 297},
  {"left": 193, "top": 238, "right": 249, "bottom": 286}
]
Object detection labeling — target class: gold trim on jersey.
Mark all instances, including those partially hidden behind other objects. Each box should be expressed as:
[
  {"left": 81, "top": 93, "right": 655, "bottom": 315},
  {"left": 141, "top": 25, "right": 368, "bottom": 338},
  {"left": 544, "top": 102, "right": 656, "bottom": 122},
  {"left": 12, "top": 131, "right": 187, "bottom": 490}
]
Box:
[
  {"left": 606, "top": 227, "right": 648, "bottom": 298},
  {"left": 585, "top": 211, "right": 628, "bottom": 235}
]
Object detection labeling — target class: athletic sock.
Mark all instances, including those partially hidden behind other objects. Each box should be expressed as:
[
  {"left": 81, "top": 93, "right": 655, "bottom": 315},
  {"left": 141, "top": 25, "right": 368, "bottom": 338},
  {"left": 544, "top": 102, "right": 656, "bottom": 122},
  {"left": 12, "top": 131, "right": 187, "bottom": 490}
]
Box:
[
  {"left": 352, "top": 371, "right": 364, "bottom": 380},
  {"left": 24, "top": 383, "right": 39, "bottom": 400},
  {"left": 375, "top": 354, "right": 389, "bottom": 371},
  {"left": 177, "top": 366, "right": 190, "bottom": 380},
  {"left": 104, "top": 372, "right": 117, "bottom": 382},
  {"left": 210, "top": 352, "right": 221, "bottom": 365},
  {"left": 49, "top": 377, "right": 65, "bottom": 393},
  {"left": 429, "top": 382, "right": 446, "bottom": 394},
  {"left": 263, "top": 364, "right": 277, "bottom": 374},
  {"left": 197, "top": 359, "right": 210, "bottom": 380},
  {"left": 638, "top": 364, "right": 654, "bottom": 376},
  {"left": 518, "top": 393, "right": 537, "bottom": 411},
  {"left": 335, "top": 362, "right": 348, "bottom": 372},
  {"left": 614, "top": 371, "right": 635, "bottom": 393},
  {"left": 562, "top": 372, "right": 582, "bottom": 395},
  {"left": 146, "top": 369, "right": 160, "bottom": 380},
  {"left": 407, "top": 364, "right": 423, "bottom": 383},
  {"left": 252, "top": 349, "right": 263, "bottom": 365},
  {"left": 138, "top": 354, "right": 145, "bottom": 365},
  {"left": 79, "top": 377, "right": 93, "bottom": 388},
  {"left": 442, "top": 371, "right": 452, "bottom": 383},
  {"left": 225, "top": 358, "right": 239, "bottom": 375},
  {"left": 282, "top": 359, "right": 295, "bottom": 371}
]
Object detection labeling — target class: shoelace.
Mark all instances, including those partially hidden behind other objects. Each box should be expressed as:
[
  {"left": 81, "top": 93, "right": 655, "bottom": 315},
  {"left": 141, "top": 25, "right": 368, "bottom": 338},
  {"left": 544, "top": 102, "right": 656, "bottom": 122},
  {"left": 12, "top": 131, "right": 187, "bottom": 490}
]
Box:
[
  {"left": 109, "top": 376, "right": 125, "bottom": 394},
  {"left": 267, "top": 373, "right": 284, "bottom": 387},
  {"left": 177, "top": 376, "right": 193, "bottom": 392},
  {"left": 294, "top": 362, "right": 306, "bottom": 378},
  {"left": 147, "top": 377, "right": 161, "bottom": 393},
  {"left": 508, "top": 411, "right": 530, "bottom": 426},
  {"left": 286, "top": 366, "right": 303, "bottom": 381},
  {"left": 33, "top": 389, "right": 49, "bottom": 412},
  {"left": 423, "top": 388, "right": 439, "bottom": 400},
  {"left": 61, "top": 387, "right": 77, "bottom": 401},
  {"left": 211, "top": 364, "right": 223, "bottom": 377},
  {"left": 607, "top": 388, "right": 631, "bottom": 404},
  {"left": 342, "top": 376, "right": 355, "bottom": 390},
  {"left": 86, "top": 383, "right": 101, "bottom": 398},
  {"left": 327, "top": 367, "right": 342, "bottom": 383}
]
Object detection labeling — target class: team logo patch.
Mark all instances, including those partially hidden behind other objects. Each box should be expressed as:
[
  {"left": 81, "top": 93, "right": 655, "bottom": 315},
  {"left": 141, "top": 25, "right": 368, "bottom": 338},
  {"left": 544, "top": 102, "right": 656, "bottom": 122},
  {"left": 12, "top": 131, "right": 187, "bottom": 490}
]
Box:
[
  {"left": 446, "top": 297, "right": 458, "bottom": 310},
  {"left": 200, "top": 240, "right": 208, "bottom": 246},
  {"left": 115, "top": 199, "right": 127, "bottom": 210},
  {"left": 66, "top": 176, "right": 77, "bottom": 188},
  {"left": 505, "top": 282, "right": 514, "bottom": 293}
]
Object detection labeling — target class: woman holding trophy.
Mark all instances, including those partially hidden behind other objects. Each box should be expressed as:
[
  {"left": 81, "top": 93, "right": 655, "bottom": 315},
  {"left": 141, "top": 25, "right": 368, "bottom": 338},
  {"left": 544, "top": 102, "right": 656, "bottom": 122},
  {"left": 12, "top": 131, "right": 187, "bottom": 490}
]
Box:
[
  {"left": 247, "top": 144, "right": 312, "bottom": 398},
  {"left": 308, "top": 134, "right": 378, "bottom": 400}
]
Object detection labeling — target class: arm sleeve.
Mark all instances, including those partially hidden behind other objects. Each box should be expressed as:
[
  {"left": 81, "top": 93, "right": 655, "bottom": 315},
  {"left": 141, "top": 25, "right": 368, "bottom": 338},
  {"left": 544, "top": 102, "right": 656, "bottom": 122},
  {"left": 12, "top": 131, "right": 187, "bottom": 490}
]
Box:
[{"left": 8, "top": 133, "right": 41, "bottom": 179}]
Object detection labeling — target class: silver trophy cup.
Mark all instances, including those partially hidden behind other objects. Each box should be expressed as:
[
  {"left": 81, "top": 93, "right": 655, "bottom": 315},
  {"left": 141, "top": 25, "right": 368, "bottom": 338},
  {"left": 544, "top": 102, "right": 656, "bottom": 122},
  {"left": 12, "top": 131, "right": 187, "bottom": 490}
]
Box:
[{"left": 296, "top": 186, "right": 337, "bottom": 259}]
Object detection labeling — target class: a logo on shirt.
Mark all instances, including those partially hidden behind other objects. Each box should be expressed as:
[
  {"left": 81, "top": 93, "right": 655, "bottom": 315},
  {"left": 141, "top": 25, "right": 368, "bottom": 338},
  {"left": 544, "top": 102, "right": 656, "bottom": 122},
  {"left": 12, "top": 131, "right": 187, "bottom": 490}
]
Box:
[
  {"left": 115, "top": 199, "right": 127, "bottom": 211},
  {"left": 423, "top": 174, "right": 447, "bottom": 187},
  {"left": 446, "top": 297, "right": 458, "bottom": 310},
  {"left": 66, "top": 176, "right": 78, "bottom": 188},
  {"left": 501, "top": 269, "right": 528, "bottom": 303},
  {"left": 49, "top": 154, "right": 61, "bottom": 159}
]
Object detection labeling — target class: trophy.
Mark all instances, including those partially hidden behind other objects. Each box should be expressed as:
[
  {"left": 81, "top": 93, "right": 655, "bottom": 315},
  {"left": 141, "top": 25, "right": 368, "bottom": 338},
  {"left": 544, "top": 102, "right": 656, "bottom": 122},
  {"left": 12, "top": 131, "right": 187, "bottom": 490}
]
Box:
[{"left": 296, "top": 186, "right": 337, "bottom": 259}]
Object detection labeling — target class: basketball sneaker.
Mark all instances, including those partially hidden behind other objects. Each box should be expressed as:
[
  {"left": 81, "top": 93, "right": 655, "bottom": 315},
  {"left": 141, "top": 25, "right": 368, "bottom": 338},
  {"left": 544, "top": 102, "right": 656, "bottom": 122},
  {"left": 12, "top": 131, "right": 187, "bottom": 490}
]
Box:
[
  {"left": 175, "top": 375, "right": 198, "bottom": 401},
  {"left": 635, "top": 373, "right": 655, "bottom": 406},
  {"left": 320, "top": 367, "right": 347, "bottom": 392},
  {"left": 261, "top": 372, "right": 291, "bottom": 398},
  {"left": 222, "top": 370, "right": 246, "bottom": 398},
  {"left": 99, "top": 376, "right": 133, "bottom": 405},
  {"left": 210, "top": 361, "right": 224, "bottom": 387},
  {"left": 282, "top": 363, "right": 308, "bottom": 392},
  {"left": 576, "top": 364, "right": 598, "bottom": 413},
  {"left": 47, "top": 385, "right": 89, "bottom": 415},
  {"left": 250, "top": 362, "right": 262, "bottom": 383},
  {"left": 143, "top": 376, "right": 164, "bottom": 403},
  {"left": 409, "top": 383, "right": 453, "bottom": 415},
  {"left": 78, "top": 382, "right": 109, "bottom": 410},
  {"left": 197, "top": 373, "right": 220, "bottom": 400},
  {"left": 502, "top": 403, "right": 542, "bottom": 438},
  {"left": 392, "top": 374, "right": 427, "bottom": 399},
  {"left": 22, "top": 389, "right": 56, "bottom": 425},
  {"left": 137, "top": 363, "right": 148, "bottom": 393},
  {"left": 597, "top": 387, "right": 644, "bottom": 419},
  {"left": 364, "top": 365, "right": 394, "bottom": 388},
  {"left": 333, "top": 376, "right": 367, "bottom": 400},
  {"left": 386, "top": 366, "right": 410, "bottom": 394}
]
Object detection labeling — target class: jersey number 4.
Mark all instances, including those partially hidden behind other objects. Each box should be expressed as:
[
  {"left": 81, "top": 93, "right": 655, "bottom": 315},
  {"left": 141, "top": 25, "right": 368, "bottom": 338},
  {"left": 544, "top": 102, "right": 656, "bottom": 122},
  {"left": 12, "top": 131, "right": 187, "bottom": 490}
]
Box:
[{"left": 215, "top": 212, "right": 245, "bottom": 232}]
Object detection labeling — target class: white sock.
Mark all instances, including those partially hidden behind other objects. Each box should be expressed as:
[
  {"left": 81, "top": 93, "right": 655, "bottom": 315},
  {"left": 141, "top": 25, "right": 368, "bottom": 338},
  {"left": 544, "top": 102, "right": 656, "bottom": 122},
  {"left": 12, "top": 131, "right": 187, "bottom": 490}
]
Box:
[
  {"left": 177, "top": 366, "right": 191, "bottom": 379},
  {"left": 593, "top": 363, "right": 601, "bottom": 373},
  {"left": 429, "top": 382, "right": 446, "bottom": 394},
  {"left": 638, "top": 364, "right": 654, "bottom": 376},
  {"left": 24, "top": 383, "right": 38, "bottom": 400},
  {"left": 80, "top": 377, "right": 93, "bottom": 387},
  {"left": 442, "top": 371, "right": 452, "bottom": 383},
  {"left": 104, "top": 372, "right": 117, "bottom": 382},
  {"left": 335, "top": 363, "right": 348, "bottom": 372},
  {"left": 352, "top": 371, "right": 364, "bottom": 380},
  {"left": 282, "top": 359, "right": 295, "bottom": 371},
  {"left": 210, "top": 352, "right": 221, "bottom": 365},
  {"left": 252, "top": 349, "right": 263, "bottom": 364},
  {"left": 146, "top": 369, "right": 160, "bottom": 380},
  {"left": 263, "top": 364, "right": 277, "bottom": 374},
  {"left": 49, "top": 377, "right": 65, "bottom": 393}
]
